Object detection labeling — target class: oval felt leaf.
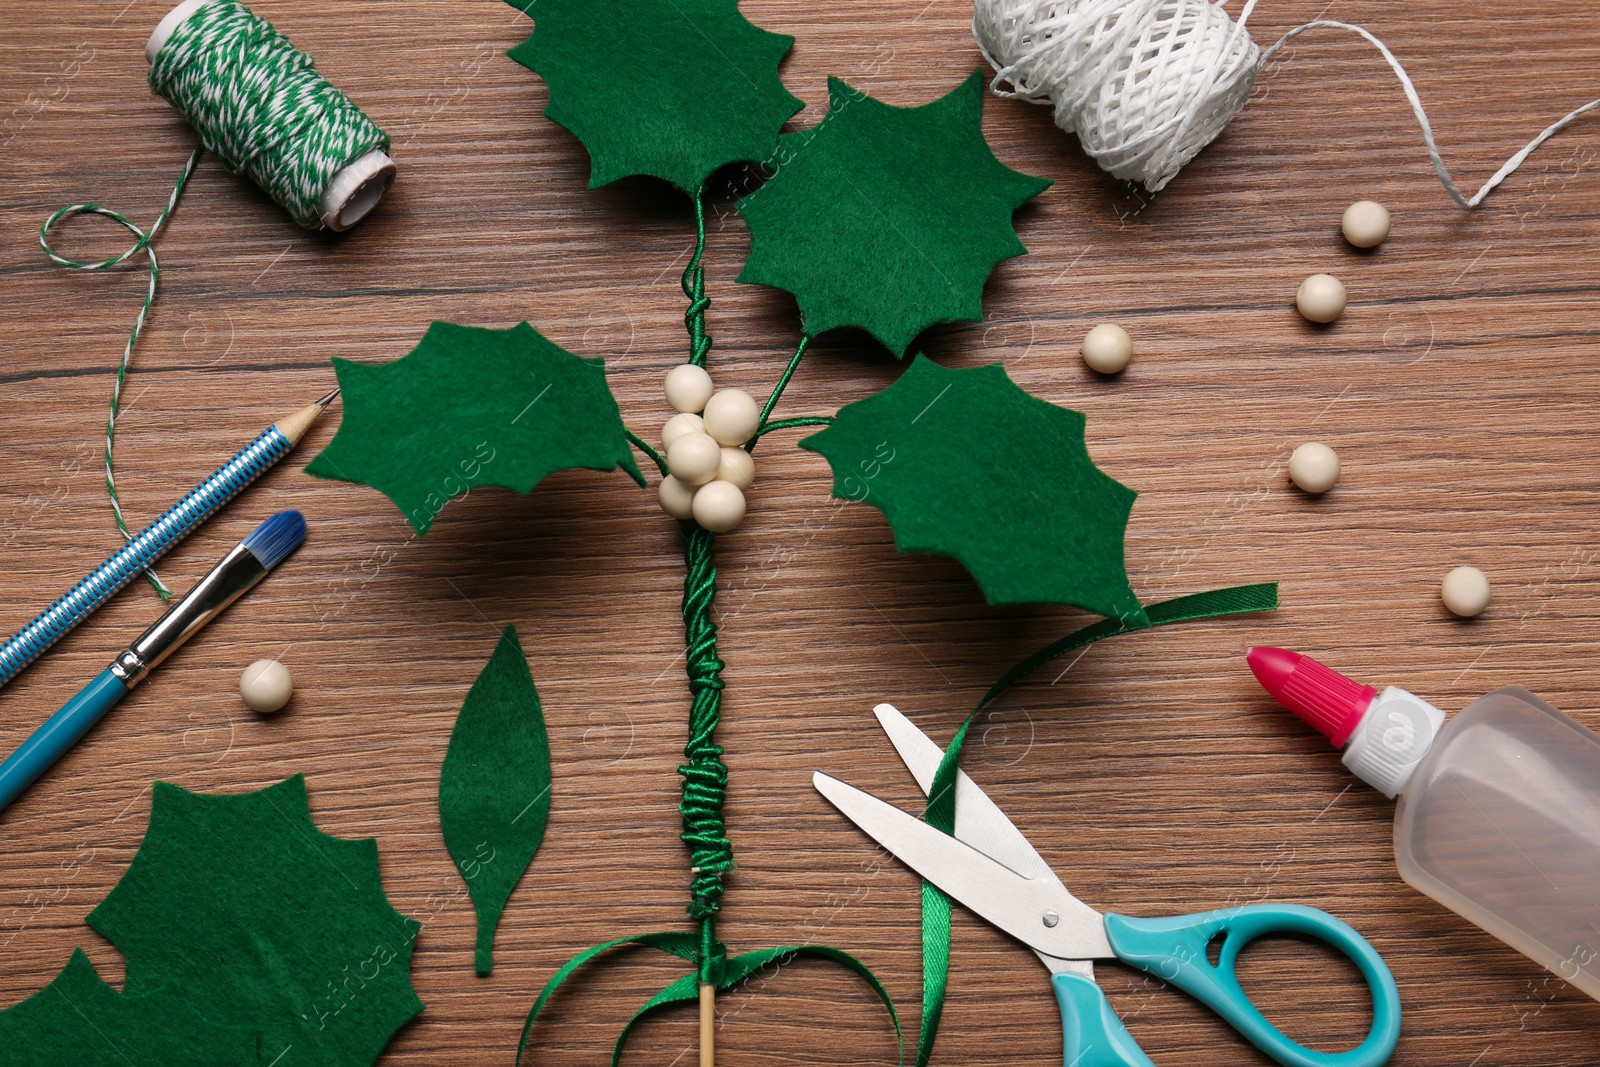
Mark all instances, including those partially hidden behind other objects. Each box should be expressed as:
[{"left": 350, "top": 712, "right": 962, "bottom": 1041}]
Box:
[
  {"left": 801, "top": 356, "right": 1146, "bottom": 622},
  {"left": 306, "top": 321, "right": 644, "bottom": 536},
  {"left": 439, "top": 625, "right": 553, "bottom": 976},
  {"left": 737, "top": 72, "right": 1051, "bottom": 356}
]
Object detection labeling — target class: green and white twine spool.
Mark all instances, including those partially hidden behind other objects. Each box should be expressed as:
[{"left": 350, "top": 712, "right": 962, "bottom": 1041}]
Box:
[
  {"left": 146, "top": 0, "right": 394, "bottom": 231},
  {"left": 38, "top": 0, "right": 392, "bottom": 597}
]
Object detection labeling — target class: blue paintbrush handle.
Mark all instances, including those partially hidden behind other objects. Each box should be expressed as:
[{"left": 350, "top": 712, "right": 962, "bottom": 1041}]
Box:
[
  {"left": 0, "top": 668, "right": 130, "bottom": 813},
  {"left": 0, "top": 425, "right": 292, "bottom": 690}
]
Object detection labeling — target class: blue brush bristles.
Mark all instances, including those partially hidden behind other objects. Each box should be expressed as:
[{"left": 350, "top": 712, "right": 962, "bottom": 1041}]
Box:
[{"left": 242, "top": 510, "right": 307, "bottom": 570}]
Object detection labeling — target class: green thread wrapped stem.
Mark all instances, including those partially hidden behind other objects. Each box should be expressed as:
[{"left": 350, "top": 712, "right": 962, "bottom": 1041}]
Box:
[
  {"left": 752, "top": 416, "right": 834, "bottom": 442},
  {"left": 682, "top": 196, "right": 713, "bottom": 367},
  {"left": 627, "top": 429, "right": 668, "bottom": 475},
  {"left": 678, "top": 522, "right": 733, "bottom": 927},
  {"left": 747, "top": 334, "right": 810, "bottom": 454}
]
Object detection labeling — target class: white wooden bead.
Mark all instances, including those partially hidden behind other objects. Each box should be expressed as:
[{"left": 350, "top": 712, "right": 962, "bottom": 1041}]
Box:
[
  {"left": 716, "top": 447, "right": 755, "bottom": 491},
  {"left": 1441, "top": 566, "right": 1492, "bottom": 618},
  {"left": 1080, "top": 323, "right": 1133, "bottom": 374},
  {"left": 692, "top": 480, "right": 746, "bottom": 533},
  {"left": 667, "top": 432, "right": 722, "bottom": 487},
  {"left": 664, "top": 364, "right": 714, "bottom": 413},
  {"left": 1341, "top": 201, "right": 1391, "bottom": 249},
  {"left": 702, "top": 388, "right": 760, "bottom": 446},
  {"left": 1288, "top": 442, "right": 1340, "bottom": 494},
  {"left": 662, "top": 412, "right": 705, "bottom": 451},
  {"left": 1296, "top": 274, "right": 1347, "bottom": 324},
  {"left": 240, "top": 659, "right": 293, "bottom": 714},
  {"left": 659, "top": 475, "right": 697, "bottom": 520}
]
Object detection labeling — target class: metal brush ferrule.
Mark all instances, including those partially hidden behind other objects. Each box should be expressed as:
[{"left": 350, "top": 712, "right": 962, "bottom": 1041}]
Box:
[{"left": 109, "top": 543, "right": 268, "bottom": 690}]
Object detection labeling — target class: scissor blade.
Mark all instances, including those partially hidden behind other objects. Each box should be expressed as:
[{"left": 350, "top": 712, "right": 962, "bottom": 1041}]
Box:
[
  {"left": 814, "top": 772, "right": 1113, "bottom": 960},
  {"left": 874, "top": 703, "right": 1055, "bottom": 883}
]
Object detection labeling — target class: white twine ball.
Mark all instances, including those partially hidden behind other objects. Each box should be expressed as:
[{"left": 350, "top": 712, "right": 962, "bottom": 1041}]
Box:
[{"left": 974, "top": 0, "right": 1261, "bottom": 191}]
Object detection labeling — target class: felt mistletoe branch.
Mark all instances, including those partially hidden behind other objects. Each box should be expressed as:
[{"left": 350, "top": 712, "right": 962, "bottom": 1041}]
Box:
[{"left": 310, "top": 3, "right": 1280, "bottom": 1062}]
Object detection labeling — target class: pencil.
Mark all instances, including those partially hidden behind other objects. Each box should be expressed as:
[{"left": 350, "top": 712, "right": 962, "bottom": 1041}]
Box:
[{"left": 0, "top": 391, "right": 336, "bottom": 690}]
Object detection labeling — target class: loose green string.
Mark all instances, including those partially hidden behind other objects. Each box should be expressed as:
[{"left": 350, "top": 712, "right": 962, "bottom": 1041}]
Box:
[
  {"left": 37, "top": 147, "right": 204, "bottom": 600},
  {"left": 914, "top": 582, "right": 1280, "bottom": 1066}
]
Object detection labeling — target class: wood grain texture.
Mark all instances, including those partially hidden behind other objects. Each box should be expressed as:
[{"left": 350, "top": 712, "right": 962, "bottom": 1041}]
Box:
[{"left": 3, "top": 1, "right": 1600, "bottom": 1064}]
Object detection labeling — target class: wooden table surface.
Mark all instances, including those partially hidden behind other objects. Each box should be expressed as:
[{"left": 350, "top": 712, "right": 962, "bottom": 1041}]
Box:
[{"left": 4, "top": 1, "right": 1600, "bottom": 1064}]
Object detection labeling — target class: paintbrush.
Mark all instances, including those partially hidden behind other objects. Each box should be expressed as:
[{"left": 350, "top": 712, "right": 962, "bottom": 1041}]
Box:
[{"left": 0, "top": 509, "right": 307, "bottom": 813}]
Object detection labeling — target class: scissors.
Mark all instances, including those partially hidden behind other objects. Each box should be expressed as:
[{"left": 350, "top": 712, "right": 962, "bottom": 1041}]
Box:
[{"left": 813, "top": 703, "right": 1402, "bottom": 1067}]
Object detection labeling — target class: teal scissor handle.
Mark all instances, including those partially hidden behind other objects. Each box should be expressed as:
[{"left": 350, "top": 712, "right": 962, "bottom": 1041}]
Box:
[
  {"left": 1104, "top": 904, "right": 1402, "bottom": 1067},
  {"left": 1051, "top": 970, "right": 1157, "bottom": 1067}
]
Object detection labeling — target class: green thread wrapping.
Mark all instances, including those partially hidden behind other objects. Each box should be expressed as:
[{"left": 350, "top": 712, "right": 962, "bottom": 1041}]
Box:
[
  {"left": 681, "top": 197, "right": 713, "bottom": 367},
  {"left": 678, "top": 520, "right": 732, "bottom": 953},
  {"left": 149, "top": 0, "right": 389, "bottom": 229}
]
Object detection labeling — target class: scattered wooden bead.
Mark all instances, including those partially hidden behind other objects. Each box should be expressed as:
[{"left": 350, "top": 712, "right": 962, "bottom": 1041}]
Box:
[
  {"left": 662, "top": 411, "right": 706, "bottom": 451},
  {"left": 1296, "top": 273, "right": 1347, "bottom": 324},
  {"left": 659, "top": 475, "right": 697, "bottom": 520},
  {"left": 667, "top": 432, "right": 722, "bottom": 487},
  {"left": 240, "top": 659, "right": 293, "bottom": 714},
  {"left": 1341, "top": 200, "right": 1391, "bottom": 249},
  {"left": 1441, "top": 566, "right": 1492, "bottom": 617},
  {"left": 716, "top": 446, "right": 755, "bottom": 491},
  {"left": 665, "top": 363, "right": 714, "bottom": 413},
  {"left": 1288, "top": 442, "right": 1340, "bottom": 494},
  {"left": 692, "top": 480, "right": 747, "bottom": 533},
  {"left": 1080, "top": 323, "right": 1133, "bottom": 374},
  {"left": 703, "top": 388, "right": 760, "bottom": 446}
]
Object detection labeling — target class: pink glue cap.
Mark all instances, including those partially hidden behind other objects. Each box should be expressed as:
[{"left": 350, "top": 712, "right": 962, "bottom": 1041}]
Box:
[{"left": 1246, "top": 647, "right": 1377, "bottom": 747}]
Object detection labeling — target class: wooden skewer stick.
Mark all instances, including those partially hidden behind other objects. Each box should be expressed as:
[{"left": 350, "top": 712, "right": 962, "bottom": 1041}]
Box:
[{"left": 699, "top": 982, "right": 715, "bottom": 1067}]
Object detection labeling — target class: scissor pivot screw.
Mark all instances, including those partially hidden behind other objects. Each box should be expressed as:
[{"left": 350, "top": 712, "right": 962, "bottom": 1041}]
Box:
[{"left": 1042, "top": 911, "right": 1060, "bottom": 928}]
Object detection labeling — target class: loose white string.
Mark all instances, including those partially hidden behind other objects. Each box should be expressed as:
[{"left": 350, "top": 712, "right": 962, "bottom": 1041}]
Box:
[{"left": 973, "top": 0, "right": 1600, "bottom": 204}]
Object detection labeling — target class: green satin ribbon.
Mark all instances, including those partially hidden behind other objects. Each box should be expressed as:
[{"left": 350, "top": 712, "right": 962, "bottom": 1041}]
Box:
[
  {"left": 914, "top": 582, "right": 1279, "bottom": 1066},
  {"left": 516, "top": 929, "right": 903, "bottom": 1066}
]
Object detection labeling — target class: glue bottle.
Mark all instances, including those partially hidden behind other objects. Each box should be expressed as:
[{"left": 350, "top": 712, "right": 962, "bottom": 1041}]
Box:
[{"left": 1247, "top": 646, "right": 1600, "bottom": 1001}]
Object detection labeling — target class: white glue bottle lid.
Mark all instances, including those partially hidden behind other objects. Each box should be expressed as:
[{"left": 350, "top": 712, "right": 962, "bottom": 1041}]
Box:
[{"left": 146, "top": 0, "right": 396, "bottom": 231}]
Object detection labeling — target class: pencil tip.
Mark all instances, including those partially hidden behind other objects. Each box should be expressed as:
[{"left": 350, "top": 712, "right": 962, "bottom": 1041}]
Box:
[{"left": 315, "top": 388, "right": 341, "bottom": 408}]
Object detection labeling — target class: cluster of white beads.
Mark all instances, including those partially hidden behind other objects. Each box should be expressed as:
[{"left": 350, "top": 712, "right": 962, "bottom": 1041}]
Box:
[{"left": 657, "top": 365, "right": 758, "bottom": 533}]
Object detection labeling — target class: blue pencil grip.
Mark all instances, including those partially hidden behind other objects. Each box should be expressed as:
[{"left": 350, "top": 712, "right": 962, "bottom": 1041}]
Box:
[{"left": 0, "top": 668, "right": 130, "bottom": 813}]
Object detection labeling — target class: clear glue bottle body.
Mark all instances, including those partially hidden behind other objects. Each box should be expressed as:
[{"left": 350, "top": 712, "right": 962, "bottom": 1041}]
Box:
[{"left": 1247, "top": 647, "right": 1600, "bottom": 1000}]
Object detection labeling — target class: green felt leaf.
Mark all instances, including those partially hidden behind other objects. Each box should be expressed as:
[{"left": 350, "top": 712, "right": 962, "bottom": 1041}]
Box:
[
  {"left": 738, "top": 72, "right": 1051, "bottom": 356},
  {"left": 0, "top": 949, "right": 260, "bottom": 1066},
  {"left": 306, "top": 321, "right": 644, "bottom": 535},
  {"left": 801, "top": 356, "right": 1145, "bottom": 621},
  {"left": 88, "top": 776, "right": 424, "bottom": 1067},
  {"left": 439, "top": 625, "right": 553, "bottom": 977},
  {"left": 505, "top": 0, "right": 803, "bottom": 194}
]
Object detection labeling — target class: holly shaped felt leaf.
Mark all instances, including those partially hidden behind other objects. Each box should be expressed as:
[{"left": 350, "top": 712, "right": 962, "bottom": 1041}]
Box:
[
  {"left": 801, "top": 356, "right": 1146, "bottom": 622},
  {"left": 738, "top": 72, "right": 1051, "bottom": 356},
  {"left": 0, "top": 949, "right": 260, "bottom": 1066},
  {"left": 88, "top": 776, "right": 424, "bottom": 1067},
  {"left": 307, "top": 321, "right": 644, "bottom": 535},
  {"left": 505, "top": 0, "right": 803, "bottom": 194},
  {"left": 439, "top": 625, "right": 552, "bottom": 978}
]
